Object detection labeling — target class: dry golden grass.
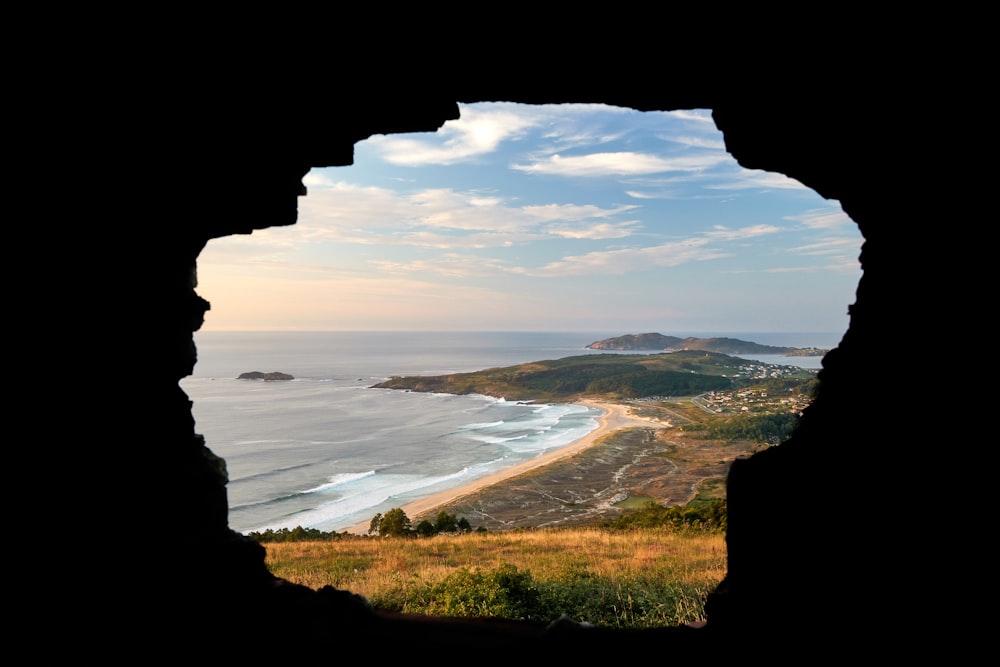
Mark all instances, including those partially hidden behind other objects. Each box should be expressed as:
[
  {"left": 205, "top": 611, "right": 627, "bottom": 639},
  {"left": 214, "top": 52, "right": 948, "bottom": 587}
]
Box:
[{"left": 264, "top": 527, "right": 726, "bottom": 604}]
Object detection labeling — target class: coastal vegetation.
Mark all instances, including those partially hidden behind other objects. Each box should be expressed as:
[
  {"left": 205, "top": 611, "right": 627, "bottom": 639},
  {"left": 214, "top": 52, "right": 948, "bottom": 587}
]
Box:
[
  {"left": 259, "top": 521, "right": 725, "bottom": 628},
  {"left": 371, "top": 350, "right": 814, "bottom": 402},
  {"left": 585, "top": 332, "right": 828, "bottom": 356},
  {"left": 253, "top": 354, "right": 817, "bottom": 629}
]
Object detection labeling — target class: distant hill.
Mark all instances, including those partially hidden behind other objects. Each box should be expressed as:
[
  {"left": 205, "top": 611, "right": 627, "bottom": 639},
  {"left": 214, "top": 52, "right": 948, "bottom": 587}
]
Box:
[{"left": 586, "top": 333, "right": 827, "bottom": 357}]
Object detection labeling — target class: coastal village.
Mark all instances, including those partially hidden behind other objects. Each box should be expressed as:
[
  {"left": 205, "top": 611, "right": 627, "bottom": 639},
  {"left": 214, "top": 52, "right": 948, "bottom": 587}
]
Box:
[
  {"left": 631, "top": 358, "right": 817, "bottom": 417},
  {"left": 702, "top": 358, "right": 816, "bottom": 415}
]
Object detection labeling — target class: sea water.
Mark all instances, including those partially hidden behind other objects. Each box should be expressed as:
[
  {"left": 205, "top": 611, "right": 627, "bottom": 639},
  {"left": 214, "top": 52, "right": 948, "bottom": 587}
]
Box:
[{"left": 180, "top": 331, "right": 838, "bottom": 533}]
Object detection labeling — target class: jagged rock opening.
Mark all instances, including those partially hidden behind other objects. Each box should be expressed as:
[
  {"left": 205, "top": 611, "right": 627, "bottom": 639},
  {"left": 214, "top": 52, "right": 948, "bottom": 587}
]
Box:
[{"left": 68, "top": 64, "right": 958, "bottom": 661}]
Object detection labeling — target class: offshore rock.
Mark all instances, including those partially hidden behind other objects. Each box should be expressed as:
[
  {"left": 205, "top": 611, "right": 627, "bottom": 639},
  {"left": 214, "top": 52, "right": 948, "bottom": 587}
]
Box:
[{"left": 237, "top": 371, "right": 294, "bottom": 381}]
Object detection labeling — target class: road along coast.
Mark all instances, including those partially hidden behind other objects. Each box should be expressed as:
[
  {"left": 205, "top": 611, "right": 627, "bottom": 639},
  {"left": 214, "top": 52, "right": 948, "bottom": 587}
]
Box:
[{"left": 344, "top": 400, "right": 657, "bottom": 534}]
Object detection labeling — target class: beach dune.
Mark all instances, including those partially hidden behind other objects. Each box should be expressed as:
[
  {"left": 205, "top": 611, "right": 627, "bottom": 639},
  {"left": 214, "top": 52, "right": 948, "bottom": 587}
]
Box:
[{"left": 344, "top": 400, "right": 654, "bottom": 534}]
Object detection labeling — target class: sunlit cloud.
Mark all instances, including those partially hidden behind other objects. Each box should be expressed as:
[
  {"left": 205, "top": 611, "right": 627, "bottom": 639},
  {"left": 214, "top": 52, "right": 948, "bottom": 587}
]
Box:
[
  {"left": 371, "top": 254, "right": 509, "bottom": 278},
  {"left": 512, "top": 151, "right": 729, "bottom": 177},
  {"left": 762, "top": 255, "right": 860, "bottom": 274},
  {"left": 707, "top": 168, "right": 809, "bottom": 190},
  {"left": 516, "top": 238, "right": 729, "bottom": 277},
  {"left": 658, "top": 134, "right": 727, "bottom": 150},
  {"left": 541, "top": 129, "right": 627, "bottom": 149},
  {"left": 785, "top": 208, "right": 853, "bottom": 229},
  {"left": 704, "top": 224, "right": 783, "bottom": 240},
  {"left": 197, "top": 102, "right": 862, "bottom": 333},
  {"left": 295, "top": 179, "right": 641, "bottom": 249},
  {"left": 520, "top": 203, "right": 640, "bottom": 222},
  {"left": 365, "top": 105, "right": 541, "bottom": 166},
  {"left": 624, "top": 190, "right": 659, "bottom": 199},
  {"left": 668, "top": 109, "right": 714, "bottom": 124},
  {"left": 545, "top": 222, "right": 640, "bottom": 240},
  {"left": 789, "top": 237, "right": 863, "bottom": 256}
]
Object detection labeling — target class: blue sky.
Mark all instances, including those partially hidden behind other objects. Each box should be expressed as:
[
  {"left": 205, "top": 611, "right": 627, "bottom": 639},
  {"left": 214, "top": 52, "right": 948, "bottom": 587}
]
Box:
[{"left": 195, "top": 103, "right": 861, "bottom": 335}]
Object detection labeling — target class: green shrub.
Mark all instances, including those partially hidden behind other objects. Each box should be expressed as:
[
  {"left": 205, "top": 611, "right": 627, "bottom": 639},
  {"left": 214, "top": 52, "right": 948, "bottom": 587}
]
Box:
[
  {"left": 405, "top": 563, "right": 545, "bottom": 621},
  {"left": 607, "top": 499, "right": 727, "bottom": 531}
]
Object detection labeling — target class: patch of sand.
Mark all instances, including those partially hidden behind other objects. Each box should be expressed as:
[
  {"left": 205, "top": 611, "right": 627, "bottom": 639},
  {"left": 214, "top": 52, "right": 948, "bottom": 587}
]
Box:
[{"left": 343, "top": 400, "right": 655, "bottom": 535}]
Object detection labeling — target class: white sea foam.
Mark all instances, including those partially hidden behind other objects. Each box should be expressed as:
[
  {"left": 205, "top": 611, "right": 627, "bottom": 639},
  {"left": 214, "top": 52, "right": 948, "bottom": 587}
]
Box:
[
  {"left": 251, "top": 468, "right": 476, "bottom": 533},
  {"left": 184, "top": 330, "right": 840, "bottom": 533},
  {"left": 458, "top": 420, "right": 505, "bottom": 430},
  {"left": 302, "top": 470, "right": 376, "bottom": 494}
]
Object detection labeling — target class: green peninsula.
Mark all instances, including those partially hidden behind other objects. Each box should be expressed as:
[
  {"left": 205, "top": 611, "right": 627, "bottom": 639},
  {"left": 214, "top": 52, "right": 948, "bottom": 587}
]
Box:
[{"left": 370, "top": 350, "right": 815, "bottom": 403}]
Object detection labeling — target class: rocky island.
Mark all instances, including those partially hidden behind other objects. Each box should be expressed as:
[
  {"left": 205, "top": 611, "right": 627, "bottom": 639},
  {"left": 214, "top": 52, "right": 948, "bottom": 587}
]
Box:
[
  {"left": 587, "top": 333, "right": 829, "bottom": 357},
  {"left": 237, "top": 371, "right": 294, "bottom": 381}
]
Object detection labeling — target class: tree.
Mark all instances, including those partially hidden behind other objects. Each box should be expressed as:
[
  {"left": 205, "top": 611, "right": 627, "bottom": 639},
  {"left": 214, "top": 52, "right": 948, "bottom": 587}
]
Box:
[
  {"left": 368, "top": 513, "right": 383, "bottom": 536},
  {"left": 415, "top": 519, "right": 435, "bottom": 537},
  {"left": 434, "top": 510, "right": 458, "bottom": 533},
  {"left": 377, "top": 508, "right": 412, "bottom": 537}
]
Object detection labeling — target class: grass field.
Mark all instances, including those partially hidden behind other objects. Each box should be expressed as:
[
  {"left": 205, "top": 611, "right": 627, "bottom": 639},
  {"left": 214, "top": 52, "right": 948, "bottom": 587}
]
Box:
[{"left": 263, "top": 526, "right": 726, "bottom": 628}]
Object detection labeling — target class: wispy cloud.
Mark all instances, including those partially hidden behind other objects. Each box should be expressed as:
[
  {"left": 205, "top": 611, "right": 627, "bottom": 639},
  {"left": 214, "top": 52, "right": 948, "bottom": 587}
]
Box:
[
  {"left": 371, "top": 254, "right": 508, "bottom": 278},
  {"left": 511, "top": 151, "right": 729, "bottom": 177},
  {"left": 515, "top": 238, "right": 730, "bottom": 277},
  {"left": 198, "top": 102, "right": 862, "bottom": 333},
  {"left": 297, "top": 180, "right": 641, "bottom": 249},
  {"left": 703, "top": 224, "right": 783, "bottom": 240},
  {"left": 707, "top": 168, "right": 809, "bottom": 191},
  {"left": 513, "top": 223, "right": 783, "bottom": 277},
  {"left": 667, "top": 109, "right": 715, "bottom": 124},
  {"left": 520, "top": 203, "right": 640, "bottom": 222},
  {"left": 657, "top": 133, "right": 727, "bottom": 150},
  {"left": 789, "top": 237, "right": 862, "bottom": 256},
  {"left": 784, "top": 208, "right": 853, "bottom": 229}
]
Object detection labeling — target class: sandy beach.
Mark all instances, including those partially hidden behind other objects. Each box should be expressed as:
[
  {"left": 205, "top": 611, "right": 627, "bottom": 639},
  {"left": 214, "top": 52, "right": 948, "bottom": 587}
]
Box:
[{"left": 344, "top": 400, "right": 654, "bottom": 534}]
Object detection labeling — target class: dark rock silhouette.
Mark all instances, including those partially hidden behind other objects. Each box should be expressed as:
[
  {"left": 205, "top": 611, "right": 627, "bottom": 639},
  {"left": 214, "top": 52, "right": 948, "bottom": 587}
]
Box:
[{"left": 59, "top": 42, "right": 973, "bottom": 662}]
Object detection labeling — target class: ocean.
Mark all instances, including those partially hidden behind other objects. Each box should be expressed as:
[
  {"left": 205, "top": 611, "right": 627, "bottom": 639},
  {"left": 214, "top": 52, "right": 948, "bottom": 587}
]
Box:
[{"left": 180, "top": 331, "right": 838, "bottom": 534}]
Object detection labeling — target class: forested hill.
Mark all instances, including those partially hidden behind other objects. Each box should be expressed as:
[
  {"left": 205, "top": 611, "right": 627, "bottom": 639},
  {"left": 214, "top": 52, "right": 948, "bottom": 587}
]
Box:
[
  {"left": 370, "top": 351, "right": 812, "bottom": 403},
  {"left": 586, "top": 333, "right": 828, "bottom": 357}
]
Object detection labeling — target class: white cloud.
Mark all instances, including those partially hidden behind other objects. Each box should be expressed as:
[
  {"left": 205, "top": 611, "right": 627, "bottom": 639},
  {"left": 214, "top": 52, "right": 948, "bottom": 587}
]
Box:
[
  {"left": 520, "top": 203, "right": 640, "bottom": 222},
  {"left": 658, "top": 134, "right": 727, "bottom": 150},
  {"left": 784, "top": 208, "right": 853, "bottom": 230},
  {"left": 789, "top": 237, "right": 863, "bottom": 256},
  {"left": 370, "top": 254, "right": 508, "bottom": 278},
  {"left": 624, "top": 190, "right": 658, "bottom": 199},
  {"left": 512, "top": 151, "right": 729, "bottom": 177},
  {"left": 516, "top": 238, "right": 729, "bottom": 277},
  {"left": 708, "top": 168, "right": 809, "bottom": 191},
  {"left": 667, "top": 109, "right": 714, "bottom": 124},
  {"left": 545, "top": 222, "right": 640, "bottom": 240},
  {"left": 295, "top": 177, "right": 644, "bottom": 249},
  {"left": 302, "top": 170, "right": 338, "bottom": 188},
  {"left": 703, "top": 224, "right": 782, "bottom": 241},
  {"left": 365, "top": 105, "right": 541, "bottom": 166}
]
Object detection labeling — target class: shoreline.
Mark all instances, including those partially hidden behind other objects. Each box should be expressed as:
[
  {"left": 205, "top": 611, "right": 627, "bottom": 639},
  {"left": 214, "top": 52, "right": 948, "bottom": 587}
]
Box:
[{"left": 344, "top": 399, "right": 657, "bottom": 535}]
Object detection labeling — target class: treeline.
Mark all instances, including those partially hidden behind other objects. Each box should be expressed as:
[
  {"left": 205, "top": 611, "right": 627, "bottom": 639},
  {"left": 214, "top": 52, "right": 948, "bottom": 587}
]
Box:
[
  {"left": 368, "top": 508, "right": 482, "bottom": 537},
  {"left": 246, "top": 525, "right": 347, "bottom": 542},
  {"left": 247, "top": 500, "right": 727, "bottom": 543},
  {"left": 246, "top": 509, "right": 480, "bottom": 543},
  {"left": 703, "top": 412, "right": 801, "bottom": 445},
  {"left": 605, "top": 499, "right": 727, "bottom": 531}
]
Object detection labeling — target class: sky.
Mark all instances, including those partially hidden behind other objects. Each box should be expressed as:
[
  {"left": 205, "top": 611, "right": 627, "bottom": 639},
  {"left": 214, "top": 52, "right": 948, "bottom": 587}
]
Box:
[{"left": 195, "top": 103, "right": 862, "bottom": 335}]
